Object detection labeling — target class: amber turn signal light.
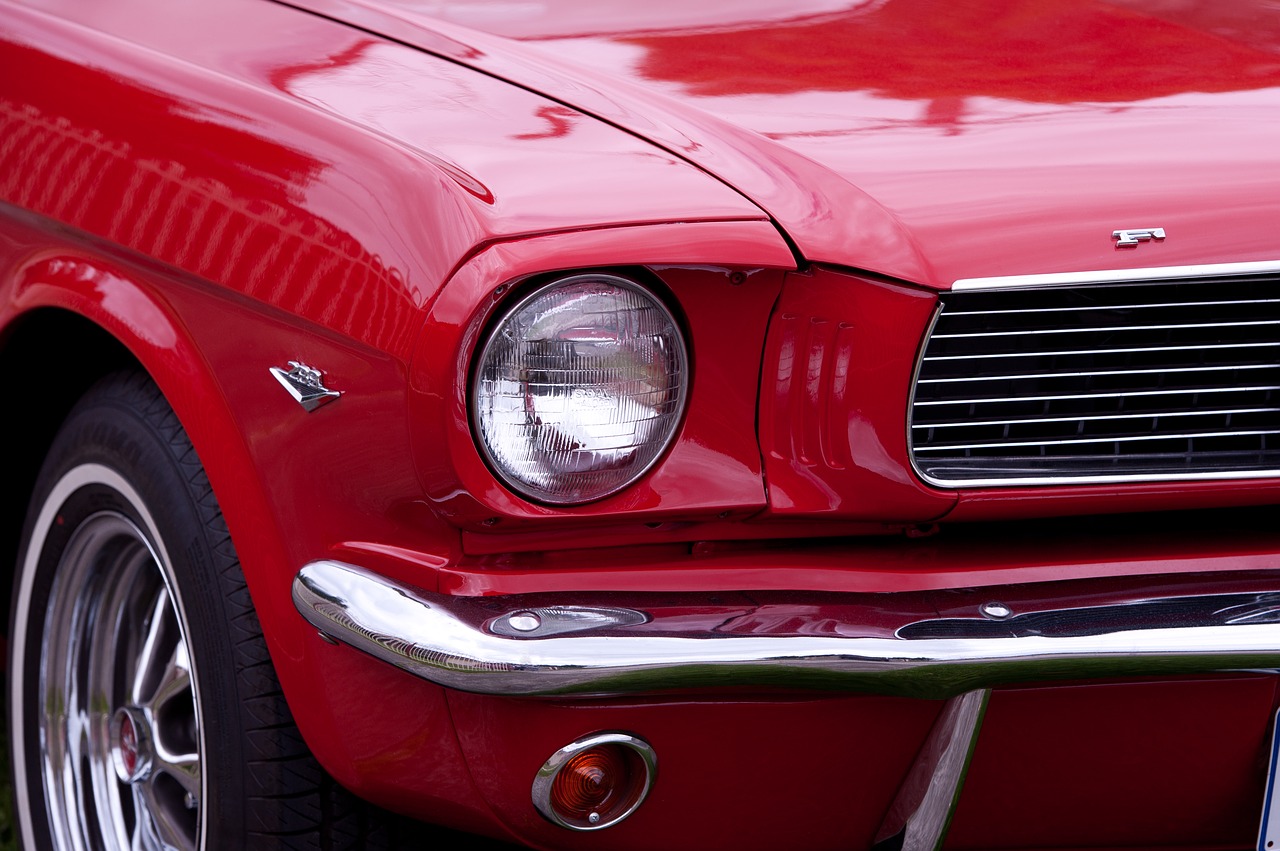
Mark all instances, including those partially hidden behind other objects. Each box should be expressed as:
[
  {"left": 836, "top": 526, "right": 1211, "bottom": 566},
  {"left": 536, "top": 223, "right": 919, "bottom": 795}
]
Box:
[{"left": 532, "top": 733, "right": 657, "bottom": 831}]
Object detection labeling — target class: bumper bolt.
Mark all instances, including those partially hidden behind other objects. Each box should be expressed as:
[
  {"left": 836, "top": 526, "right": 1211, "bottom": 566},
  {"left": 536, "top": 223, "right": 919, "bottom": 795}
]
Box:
[
  {"left": 980, "top": 601, "right": 1013, "bottom": 620},
  {"left": 509, "top": 612, "right": 542, "bottom": 632}
]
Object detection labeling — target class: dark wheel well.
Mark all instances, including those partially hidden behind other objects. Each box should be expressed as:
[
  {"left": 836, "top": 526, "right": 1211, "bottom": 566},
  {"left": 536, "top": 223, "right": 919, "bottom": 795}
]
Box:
[{"left": 0, "top": 309, "right": 138, "bottom": 640}]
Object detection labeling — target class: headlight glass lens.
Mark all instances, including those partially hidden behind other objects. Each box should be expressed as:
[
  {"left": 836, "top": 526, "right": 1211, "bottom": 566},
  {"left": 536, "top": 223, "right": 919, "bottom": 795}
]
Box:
[{"left": 472, "top": 274, "right": 688, "bottom": 504}]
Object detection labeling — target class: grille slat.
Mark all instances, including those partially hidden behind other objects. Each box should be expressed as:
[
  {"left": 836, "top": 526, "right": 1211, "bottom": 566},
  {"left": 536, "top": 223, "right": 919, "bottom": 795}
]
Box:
[
  {"left": 919, "top": 363, "right": 1280, "bottom": 385},
  {"left": 915, "top": 385, "right": 1280, "bottom": 407},
  {"left": 916, "top": 407, "right": 1280, "bottom": 431},
  {"left": 931, "top": 319, "right": 1280, "bottom": 340},
  {"left": 961, "top": 297, "right": 1280, "bottom": 317},
  {"left": 915, "top": 429, "right": 1280, "bottom": 453},
  {"left": 925, "top": 340, "right": 1280, "bottom": 362},
  {"left": 910, "top": 273, "right": 1280, "bottom": 484}
]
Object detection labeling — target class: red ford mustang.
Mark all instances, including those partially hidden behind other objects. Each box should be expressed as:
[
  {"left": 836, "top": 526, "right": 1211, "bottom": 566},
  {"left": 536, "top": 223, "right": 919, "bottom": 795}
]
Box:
[{"left": 6, "top": 1, "right": 1280, "bottom": 848}]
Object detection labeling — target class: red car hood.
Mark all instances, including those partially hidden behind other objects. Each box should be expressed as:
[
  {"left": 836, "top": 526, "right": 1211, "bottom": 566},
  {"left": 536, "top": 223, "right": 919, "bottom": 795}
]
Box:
[{"left": 302, "top": 0, "right": 1280, "bottom": 287}]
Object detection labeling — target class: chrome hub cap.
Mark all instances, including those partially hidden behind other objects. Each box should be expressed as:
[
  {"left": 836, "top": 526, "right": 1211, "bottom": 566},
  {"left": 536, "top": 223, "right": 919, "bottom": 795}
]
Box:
[{"left": 110, "top": 706, "right": 152, "bottom": 785}]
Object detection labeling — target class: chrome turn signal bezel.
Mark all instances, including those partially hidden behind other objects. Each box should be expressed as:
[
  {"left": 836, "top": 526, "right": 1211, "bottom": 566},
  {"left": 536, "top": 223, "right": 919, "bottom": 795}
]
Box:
[{"left": 531, "top": 732, "right": 657, "bottom": 831}]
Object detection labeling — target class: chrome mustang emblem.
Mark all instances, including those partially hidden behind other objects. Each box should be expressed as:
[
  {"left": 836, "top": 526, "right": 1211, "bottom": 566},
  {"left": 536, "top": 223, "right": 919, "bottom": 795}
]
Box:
[
  {"left": 1112, "top": 227, "right": 1166, "bottom": 247},
  {"left": 270, "top": 361, "right": 342, "bottom": 412}
]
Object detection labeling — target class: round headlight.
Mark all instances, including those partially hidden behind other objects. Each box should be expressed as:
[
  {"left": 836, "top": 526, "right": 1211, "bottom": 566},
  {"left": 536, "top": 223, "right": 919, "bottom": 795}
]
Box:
[{"left": 471, "top": 274, "right": 688, "bottom": 505}]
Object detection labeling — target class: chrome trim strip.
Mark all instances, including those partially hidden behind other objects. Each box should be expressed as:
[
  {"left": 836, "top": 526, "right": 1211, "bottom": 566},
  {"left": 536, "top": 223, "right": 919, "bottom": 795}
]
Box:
[
  {"left": 915, "top": 428, "right": 1280, "bottom": 453},
  {"left": 905, "top": 301, "right": 944, "bottom": 494},
  {"left": 914, "top": 384, "right": 1280, "bottom": 407},
  {"left": 952, "top": 260, "right": 1280, "bottom": 292},
  {"left": 957, "top": 297, "right": 1280, "bottom": 316},
  {"left": 924, "top": 340, "right": 1280, "bottom": 362},
  {"left": 873, "top": 690, "right": 989, "bottom": 851},
  {"left": 915, "top": 407, "right": 1280, "bottom": 431},
  {"left": 1258, "top": 710, "right": 1280, "bottom": 850},
  {"left": 294, "top": 560, "right": 1280, "bottom": 700},
  {"left": 915, "top": 469, "right": 1280, "bottom": 488},
  {"left": 919, "top": 364, "right": 1280, "bottom": 385},
  {"left": 932, "top": 318, "right": 1280, "bottom": 339}
]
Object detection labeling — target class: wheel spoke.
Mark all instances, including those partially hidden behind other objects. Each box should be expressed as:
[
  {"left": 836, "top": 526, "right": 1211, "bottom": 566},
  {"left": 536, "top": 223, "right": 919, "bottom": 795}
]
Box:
[
  {"left": 131, "top": 782, "right": 188, "bottom": 851},
  {"left": 153, "top": 745, "right": 201, "bottom": 802},
  {"left": 137, "top": 771, "right": 199, "bottom": 851},
  {"left": 130, "top": 582, "right": 174, "bottom": 707},
  {"left": 130, "top": 808, "right": 161, "bottom": 851},
  {"left": 150, "top": 639, "right": 192, "bottom": 712}
]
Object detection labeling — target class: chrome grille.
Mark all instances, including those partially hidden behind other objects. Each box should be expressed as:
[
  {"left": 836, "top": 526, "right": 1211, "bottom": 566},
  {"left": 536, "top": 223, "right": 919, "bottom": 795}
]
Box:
[{"left": 910, "top": 270, "right": 1280, "bottom": 485}]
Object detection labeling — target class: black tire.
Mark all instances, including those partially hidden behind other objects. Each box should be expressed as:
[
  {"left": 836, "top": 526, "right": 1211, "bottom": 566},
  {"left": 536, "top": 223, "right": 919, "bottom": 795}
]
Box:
[{"left": 6, "top": 371, "right": 396, "bottom": 850}]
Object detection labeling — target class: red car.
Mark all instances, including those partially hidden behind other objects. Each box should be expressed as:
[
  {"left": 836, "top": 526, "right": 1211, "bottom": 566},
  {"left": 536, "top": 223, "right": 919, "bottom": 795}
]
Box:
[{"left": 5, "top": 1, "right": 1280, "bottom": 848}]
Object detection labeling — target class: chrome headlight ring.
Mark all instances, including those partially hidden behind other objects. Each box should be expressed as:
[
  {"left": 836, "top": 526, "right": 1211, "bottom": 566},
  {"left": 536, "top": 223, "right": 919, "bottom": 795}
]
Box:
[{"left": 470, "top": 273, "right": 689, "bottom": 505}]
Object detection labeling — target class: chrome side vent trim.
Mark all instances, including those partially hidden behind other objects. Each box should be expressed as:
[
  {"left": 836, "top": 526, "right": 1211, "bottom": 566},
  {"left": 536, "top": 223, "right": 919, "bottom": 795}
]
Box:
[{"left": 910, "top": 267, "right": 1280, "bottom": 486}]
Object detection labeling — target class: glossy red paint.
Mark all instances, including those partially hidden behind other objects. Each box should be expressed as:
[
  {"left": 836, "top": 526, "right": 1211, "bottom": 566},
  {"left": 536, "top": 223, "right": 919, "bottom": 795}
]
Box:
[
  {"left": 947, "top": 476, "right": 1280, "bottom": 522},
  {"left": 446, "top": 690, "right": 942, "bottom": 851},
  {"left": 444, "top": 674, "right": 1279, "bottom": 850},
  {"left": 409, "top": 225, "right": 794, "bottom": 531},
  {"left": 4, "top": 0, "right": 1280, "bottom": 848},
  {"left": 949, "top": 676, "right": 1279, "bottom": 849},
  {"left": 436, "top": 510, "right": 1280, "bottom": 596},
  {"left": 306, "top": 0, "right": 1280, "bottom": 285},
  {"left": 285, "top": 635, "right": 517, "bottom": 841},
  {"left": 3, "top": 0, "right": 768, "bottom": 332},
  {"left": 759, "top": 266, "right": 955, "bottom": 520},
  {"left": 0, "top": 5, "right": 786, "bottom": 828}
]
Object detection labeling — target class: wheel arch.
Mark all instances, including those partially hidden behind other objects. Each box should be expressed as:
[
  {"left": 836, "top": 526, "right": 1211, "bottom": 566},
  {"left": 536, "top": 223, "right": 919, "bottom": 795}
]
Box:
[
  {"left": 0, "top": 267, "right": 291, "bottom": 678},
  {"left": 0, "top": 256, "right": 491, "bottom": 828}
]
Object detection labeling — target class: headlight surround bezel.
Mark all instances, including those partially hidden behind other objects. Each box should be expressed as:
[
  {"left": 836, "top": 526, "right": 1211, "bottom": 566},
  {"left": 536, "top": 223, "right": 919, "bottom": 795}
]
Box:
[{"left": 469, "top": 272, "right": 690, "bottom": 506}]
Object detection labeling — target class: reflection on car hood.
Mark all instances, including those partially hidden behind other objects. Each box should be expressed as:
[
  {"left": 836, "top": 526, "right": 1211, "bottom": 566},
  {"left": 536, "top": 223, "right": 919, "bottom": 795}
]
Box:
[{"left": 325, "top": 0, "right": 1280, "bottom": 286}]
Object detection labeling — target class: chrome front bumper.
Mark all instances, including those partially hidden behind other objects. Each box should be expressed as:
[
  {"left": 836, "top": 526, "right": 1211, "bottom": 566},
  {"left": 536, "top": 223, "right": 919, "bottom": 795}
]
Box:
[{"left": 292, "top": 559, "right": 1280, "bottom": 699}]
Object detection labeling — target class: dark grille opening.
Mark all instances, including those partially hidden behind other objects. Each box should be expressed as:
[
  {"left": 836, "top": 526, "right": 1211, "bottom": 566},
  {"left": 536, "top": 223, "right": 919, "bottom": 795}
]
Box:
[{"left": 911, "top": 273, "right": 1280, "bottom": 484}]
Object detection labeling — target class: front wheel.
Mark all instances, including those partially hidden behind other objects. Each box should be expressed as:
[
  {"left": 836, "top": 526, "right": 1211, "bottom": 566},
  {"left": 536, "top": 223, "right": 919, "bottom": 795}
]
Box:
[
  {"left": 7, "top": 372, "right": 386, "bottom": 850},
  {"left": 14, "top": 463, "right": 203, "bottom": 849}
]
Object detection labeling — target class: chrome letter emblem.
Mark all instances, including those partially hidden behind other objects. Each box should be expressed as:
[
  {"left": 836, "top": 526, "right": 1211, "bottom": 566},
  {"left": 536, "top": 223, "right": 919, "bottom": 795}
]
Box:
[
  {"left": 1112, "top": 227, "right": 1166, "bottom": 247},
  {"left": 270, "top": 361, "right": 342, "bottom": 412}
]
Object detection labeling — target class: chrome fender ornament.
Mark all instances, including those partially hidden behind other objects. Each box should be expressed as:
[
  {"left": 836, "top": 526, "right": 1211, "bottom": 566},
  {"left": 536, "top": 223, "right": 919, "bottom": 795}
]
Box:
[
  {"left": 270, "top": 361, "right": 342, "bottom": 412},
  {"left": 1112, "top": 227, "right": 1166, "bottom": 248}
]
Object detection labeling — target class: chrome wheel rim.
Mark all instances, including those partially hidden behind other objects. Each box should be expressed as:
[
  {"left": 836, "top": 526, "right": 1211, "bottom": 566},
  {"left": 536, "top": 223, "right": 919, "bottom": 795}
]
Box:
[{"left": 40, "top": 510, "right": 202, "bottom": 851}]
